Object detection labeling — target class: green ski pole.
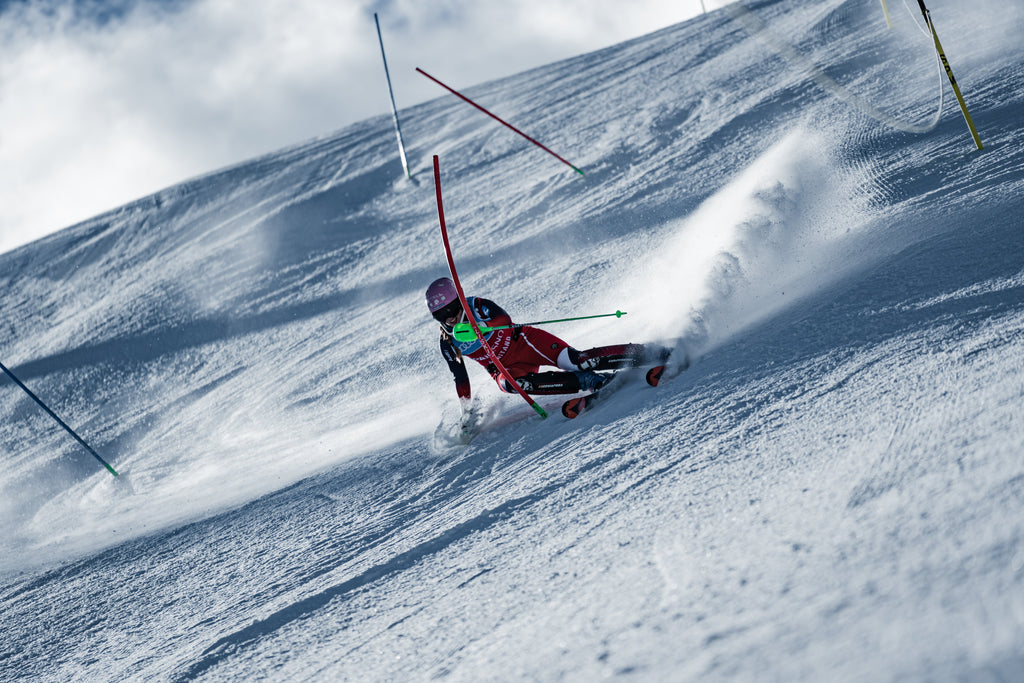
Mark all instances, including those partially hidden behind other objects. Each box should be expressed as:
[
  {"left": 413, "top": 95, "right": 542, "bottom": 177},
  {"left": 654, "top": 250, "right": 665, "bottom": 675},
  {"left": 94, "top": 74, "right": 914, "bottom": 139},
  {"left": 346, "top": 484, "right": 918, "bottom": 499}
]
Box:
[{"left": 452, "top": 310, "right": 627, "bottom": 343}]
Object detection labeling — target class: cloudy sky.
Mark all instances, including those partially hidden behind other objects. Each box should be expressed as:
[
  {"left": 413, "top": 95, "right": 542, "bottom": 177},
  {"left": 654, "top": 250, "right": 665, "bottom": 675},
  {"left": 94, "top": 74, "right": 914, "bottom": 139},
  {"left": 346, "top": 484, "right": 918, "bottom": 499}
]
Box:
[{"left": 0, "top": 0, "right": 711, "bottom": 254}]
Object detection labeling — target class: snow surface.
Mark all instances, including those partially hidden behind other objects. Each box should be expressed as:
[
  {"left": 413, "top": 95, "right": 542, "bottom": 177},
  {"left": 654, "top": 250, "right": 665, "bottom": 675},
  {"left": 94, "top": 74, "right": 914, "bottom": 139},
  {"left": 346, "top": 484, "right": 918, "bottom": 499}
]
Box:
[{"left": 2, "top": 0, "right": 1023, "bottom": 680}]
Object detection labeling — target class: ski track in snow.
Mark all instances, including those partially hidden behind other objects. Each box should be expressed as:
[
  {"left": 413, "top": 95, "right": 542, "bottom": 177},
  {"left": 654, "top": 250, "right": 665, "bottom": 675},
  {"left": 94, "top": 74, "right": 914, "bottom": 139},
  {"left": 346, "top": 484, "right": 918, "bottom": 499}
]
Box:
[{"left": 2, "top": 0, "right": 1024, "bottom": 680}]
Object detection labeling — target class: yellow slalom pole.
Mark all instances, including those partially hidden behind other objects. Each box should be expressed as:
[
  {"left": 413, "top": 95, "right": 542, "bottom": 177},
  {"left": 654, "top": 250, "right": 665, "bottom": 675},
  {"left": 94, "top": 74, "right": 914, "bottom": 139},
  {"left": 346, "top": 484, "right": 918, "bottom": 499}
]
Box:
[
  {"left": 879, "top": 0, "right": 892, "bottom": 29},
  {"left": 917, "top": 0, "right": 983, "bottom": 150}
]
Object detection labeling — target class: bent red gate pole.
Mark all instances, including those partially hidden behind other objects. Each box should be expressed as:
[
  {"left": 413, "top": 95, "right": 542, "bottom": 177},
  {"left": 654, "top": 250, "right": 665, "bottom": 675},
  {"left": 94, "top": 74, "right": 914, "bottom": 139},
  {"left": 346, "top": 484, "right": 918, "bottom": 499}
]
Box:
[
  {"left": 432, "top": 155, "right": 548, "bottom": 419},
  {"left": 417, "top": 67, "right": 584, "bottom": 177}
]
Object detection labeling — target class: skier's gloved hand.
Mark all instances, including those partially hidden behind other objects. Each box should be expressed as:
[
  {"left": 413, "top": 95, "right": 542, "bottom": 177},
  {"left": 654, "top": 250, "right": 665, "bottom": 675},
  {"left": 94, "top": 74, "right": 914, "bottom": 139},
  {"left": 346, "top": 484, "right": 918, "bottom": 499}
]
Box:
[{"left": 511, "top": 324, "right": 523, "bottom": 340}]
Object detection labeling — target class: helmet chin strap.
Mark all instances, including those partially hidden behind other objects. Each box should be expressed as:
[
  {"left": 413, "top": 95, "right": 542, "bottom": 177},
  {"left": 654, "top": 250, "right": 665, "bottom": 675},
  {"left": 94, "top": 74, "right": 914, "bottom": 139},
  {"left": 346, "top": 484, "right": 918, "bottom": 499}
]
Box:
[{"left": 441, "top": 308, "right": 465, "bottom": 335}]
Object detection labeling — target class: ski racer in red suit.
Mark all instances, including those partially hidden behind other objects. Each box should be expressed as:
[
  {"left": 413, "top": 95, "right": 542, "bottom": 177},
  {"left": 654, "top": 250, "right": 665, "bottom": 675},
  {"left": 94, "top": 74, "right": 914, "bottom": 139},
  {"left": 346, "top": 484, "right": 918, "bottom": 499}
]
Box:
[{"left": 426, "top": 277, "right": 667, "bottom": 424}]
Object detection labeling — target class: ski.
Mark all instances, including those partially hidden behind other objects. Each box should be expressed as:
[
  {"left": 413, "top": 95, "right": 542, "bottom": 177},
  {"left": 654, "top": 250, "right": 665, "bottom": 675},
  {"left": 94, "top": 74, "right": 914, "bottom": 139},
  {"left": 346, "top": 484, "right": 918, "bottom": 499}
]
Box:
[
  {"left": 561, "top": 348, "right": 690, "bottom": 419},
  {"left": 560, "top": 371, "right": 629, "bottom": 419},
  {"left": 561, "top": 394, "right": 593, "bottom": 419},
  {"left": 561, "top": 368, "right": 657, "bottom": 419},
  {"left": 645, "top": 365, "right": 667, "bottom": 387},
  {"left": 646, "top": 346, "right": 691, "bottom": 387},
  {"left": 562, "top": 387, "right": 608, "bottom": 419}
]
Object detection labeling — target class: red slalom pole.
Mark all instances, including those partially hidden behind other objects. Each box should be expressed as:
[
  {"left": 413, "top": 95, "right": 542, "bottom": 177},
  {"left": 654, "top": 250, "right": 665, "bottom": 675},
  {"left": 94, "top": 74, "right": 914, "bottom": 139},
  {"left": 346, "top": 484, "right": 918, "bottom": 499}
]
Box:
[
  {"left": 432, "top": 155, "right": 548, "bottom": 419},
  {"left": 417, "top": 67, "right": 584, "bottom": 177}
]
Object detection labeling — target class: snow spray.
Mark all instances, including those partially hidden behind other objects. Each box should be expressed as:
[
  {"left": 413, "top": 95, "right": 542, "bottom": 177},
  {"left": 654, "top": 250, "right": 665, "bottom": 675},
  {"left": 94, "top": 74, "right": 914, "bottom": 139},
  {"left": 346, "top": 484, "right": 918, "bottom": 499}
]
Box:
[{"left": 726, "top": 2, "right": 943, "bottom": 135}]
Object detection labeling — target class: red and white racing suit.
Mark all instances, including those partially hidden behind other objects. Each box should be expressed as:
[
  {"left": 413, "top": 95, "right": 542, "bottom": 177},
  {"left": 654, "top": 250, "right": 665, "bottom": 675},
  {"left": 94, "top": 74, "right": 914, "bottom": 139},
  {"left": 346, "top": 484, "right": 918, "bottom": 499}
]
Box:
[{"left": 438, "top": 297, "right": 651, "bottom": 400}]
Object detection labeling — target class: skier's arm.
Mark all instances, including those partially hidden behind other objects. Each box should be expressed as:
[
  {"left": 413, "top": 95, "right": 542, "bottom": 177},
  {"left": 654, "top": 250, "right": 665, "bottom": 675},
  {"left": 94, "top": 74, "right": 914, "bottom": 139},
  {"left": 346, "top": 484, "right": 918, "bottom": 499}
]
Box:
[
  {"left": 440, "top": 334, "right": 471, "bottom": 401},
  {"left": 473, "top": 298, "right": 512, "bottom": 330}
]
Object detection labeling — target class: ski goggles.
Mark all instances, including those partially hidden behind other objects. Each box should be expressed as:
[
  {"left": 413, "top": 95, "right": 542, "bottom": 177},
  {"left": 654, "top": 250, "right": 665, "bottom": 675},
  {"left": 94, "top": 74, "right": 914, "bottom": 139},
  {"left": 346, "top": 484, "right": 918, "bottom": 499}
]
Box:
[{"left": 432, "top": 299, "right": 463, "bottom": 325}]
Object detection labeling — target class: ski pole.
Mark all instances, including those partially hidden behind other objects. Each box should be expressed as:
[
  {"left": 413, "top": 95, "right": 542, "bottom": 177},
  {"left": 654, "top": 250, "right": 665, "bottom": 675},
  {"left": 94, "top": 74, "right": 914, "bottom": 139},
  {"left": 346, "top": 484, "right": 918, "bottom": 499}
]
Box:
[
  {"left": 0, "top": 360, "right": 119, "bottom": 477},
  {"left": 451, "top": 311, "right": 627, "bottom": 343},
  {"left": 916, "top": 0, "right": 982, "bottom": 150}
]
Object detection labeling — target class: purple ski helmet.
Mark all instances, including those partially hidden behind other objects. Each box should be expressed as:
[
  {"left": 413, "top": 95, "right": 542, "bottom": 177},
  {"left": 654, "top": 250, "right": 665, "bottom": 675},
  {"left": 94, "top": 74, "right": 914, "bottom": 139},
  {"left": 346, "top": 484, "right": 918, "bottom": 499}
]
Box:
[{"left": 426, "top": 277, "right": 459, "bottom": 315}]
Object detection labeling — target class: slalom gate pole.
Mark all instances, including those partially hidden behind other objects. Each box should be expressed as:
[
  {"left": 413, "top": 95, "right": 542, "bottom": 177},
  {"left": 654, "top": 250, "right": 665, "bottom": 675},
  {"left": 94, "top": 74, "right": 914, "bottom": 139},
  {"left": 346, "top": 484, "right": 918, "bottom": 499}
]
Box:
[
  {"left": 916, "top": 0, "right": 983, "bottom": 150},
  {"left": 879, "top": 0, "right": 892, "bottom": 29},
  {"left": 451, "top": 311, "right": 627, "bottom": 344},
  {"left": 416, "top": 67, "right": 585, "bottom": 177},
  {"left": 432, "top": 155, "right": 548, "bottom": 419},
  {"left": 0, "top": 361, "right": 119, "bottom": 477},
  {"left": 375, "top": 13, "right": 412, "bottom": 178}
]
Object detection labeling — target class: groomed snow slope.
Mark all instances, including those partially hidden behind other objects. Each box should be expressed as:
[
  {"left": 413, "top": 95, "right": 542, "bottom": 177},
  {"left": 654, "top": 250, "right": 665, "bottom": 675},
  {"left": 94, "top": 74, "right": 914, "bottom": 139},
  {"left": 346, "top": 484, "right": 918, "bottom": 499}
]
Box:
[{"left": 2, "top": 0, "right": 1023, "bottom": 680}]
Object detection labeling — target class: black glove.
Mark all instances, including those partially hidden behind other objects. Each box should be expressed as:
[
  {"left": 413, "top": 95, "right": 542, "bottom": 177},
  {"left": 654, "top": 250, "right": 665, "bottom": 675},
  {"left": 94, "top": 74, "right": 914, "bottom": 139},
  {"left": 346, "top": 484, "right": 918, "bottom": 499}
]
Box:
[{"left": 511, "top": 324, "right": 523, "bottom": 340}]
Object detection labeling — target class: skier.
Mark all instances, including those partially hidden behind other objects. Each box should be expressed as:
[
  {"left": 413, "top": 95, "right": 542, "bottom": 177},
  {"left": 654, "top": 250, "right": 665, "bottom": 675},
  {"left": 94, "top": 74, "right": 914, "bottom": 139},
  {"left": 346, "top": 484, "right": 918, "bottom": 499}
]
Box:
[{"left": 426, "top": 277, "right": 667, "bottom": 426}]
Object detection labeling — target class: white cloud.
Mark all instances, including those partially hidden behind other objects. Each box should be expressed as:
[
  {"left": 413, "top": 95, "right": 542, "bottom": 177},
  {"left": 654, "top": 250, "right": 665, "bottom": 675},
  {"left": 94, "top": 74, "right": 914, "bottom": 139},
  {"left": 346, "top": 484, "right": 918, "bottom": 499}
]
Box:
[{"left": 0, "top": 0, "right": 706, "bottom": 254}]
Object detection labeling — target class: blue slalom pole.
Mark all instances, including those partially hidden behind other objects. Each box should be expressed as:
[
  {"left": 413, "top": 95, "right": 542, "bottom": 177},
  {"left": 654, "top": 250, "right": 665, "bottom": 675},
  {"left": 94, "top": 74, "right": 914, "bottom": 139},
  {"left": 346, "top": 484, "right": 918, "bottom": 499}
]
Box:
[
  {"left": 375, "top": 13, "right": 412, "bottom": 178},
  {"left": 0, "top": 360, "right": 118, "bottom": 477}
]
